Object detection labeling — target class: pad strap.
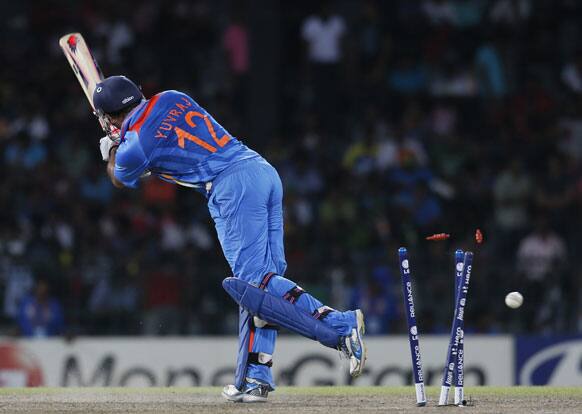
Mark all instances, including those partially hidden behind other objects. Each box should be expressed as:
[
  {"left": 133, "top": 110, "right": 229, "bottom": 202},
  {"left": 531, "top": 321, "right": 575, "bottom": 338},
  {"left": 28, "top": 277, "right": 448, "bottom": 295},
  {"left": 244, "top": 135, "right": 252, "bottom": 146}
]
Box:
[
  {"left": 312, "top": 305, "right": 334, "bottom": 320},
  {"left": 283, "top": 286, "right": 305, "bottom": 304},
  {"left": 259, "top": 272, "right": 275, "bottom": 290},
  {"left": 248, "top": 352, "right": 273, "bottom": 367}
]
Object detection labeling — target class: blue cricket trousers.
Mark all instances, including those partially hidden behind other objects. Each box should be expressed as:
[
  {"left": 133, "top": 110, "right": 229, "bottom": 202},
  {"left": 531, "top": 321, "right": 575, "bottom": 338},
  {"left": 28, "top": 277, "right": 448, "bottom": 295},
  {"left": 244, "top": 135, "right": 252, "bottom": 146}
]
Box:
[{"left": 208, "top": 157, "right": 355, "bottom": 389}]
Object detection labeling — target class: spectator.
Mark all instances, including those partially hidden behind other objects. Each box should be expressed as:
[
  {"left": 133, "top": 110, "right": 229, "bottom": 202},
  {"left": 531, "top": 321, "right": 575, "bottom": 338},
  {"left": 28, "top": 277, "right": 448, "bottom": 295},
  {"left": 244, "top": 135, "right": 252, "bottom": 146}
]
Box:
[
  {"left": 106, "top": 19, "right": 135, "bottom": 65},
  {"left": 561, "top": 53, "right": 582, "bottom": 94},
  {"left": 1, "top": 232, "right": 33, "bottom": 321},
  {"left": 489, "top": 0, "right": 531, "bottom": 25},
  {"left": 17, "top": 279, "right": 64, "bottom": 338},
  {"left": 422, "top": 0, "right": 456, "bottom": 26},
  {"left": 535, "top": 155, "right": 575, "bottom": 230},
  {"left": 475, "top": 35, "right": 507, "bottom": 98},
  {"left": 89, "top": 271, "right": 139, "bottom": 335},
  {"left": 301, "top": 1, "right": 346, "bottom": 131},
  {"left": 356, "top": 0, "right": 390, "bottom": 88},
  {"left": 452, "top": 0, "right": 484, "bottom": 28},
  {"left": 517, "top": 217, "right": 566, "bottom": 280},
  {"left": 343, "top": 132, "right": 377, "bottom": 176},
  {"left": 0, "top": 0, "right": 580, "bottom": 336},
  {"left": 430, "top": 63, "right": 478, "bottom": 97},
  {"left": 223, "top": 8, "right": 250, "bottom": 113},
  {"left": 558, "top": 107, "right": 582, "bottom": 161},
  {"left": 410, "top": 182, "right": 443, "bottom": 231},
  {"left": 349, "top": 266, "right": 398, "bottom": 334},
  {"left": 388, "top": 56, "right": 428, "bottom": 95},
  {"left": 301, "top": 2, "right": 346, "bottom": 66},
  {"left": 492, "top": 159, "right": 532, "bottom": 256},
  {"left": 516, "top": 218, "right": 567, "bottom": 331}
]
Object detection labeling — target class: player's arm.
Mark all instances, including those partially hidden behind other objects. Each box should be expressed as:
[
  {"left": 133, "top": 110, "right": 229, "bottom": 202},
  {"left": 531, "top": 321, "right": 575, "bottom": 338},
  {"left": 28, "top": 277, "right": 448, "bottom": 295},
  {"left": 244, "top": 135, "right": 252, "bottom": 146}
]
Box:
[
  {"left": 107, "top": 146, "right": 125, "bottom": 188},
  {"left": 100, "top": 131, "right": 150, "bottom": 189}
]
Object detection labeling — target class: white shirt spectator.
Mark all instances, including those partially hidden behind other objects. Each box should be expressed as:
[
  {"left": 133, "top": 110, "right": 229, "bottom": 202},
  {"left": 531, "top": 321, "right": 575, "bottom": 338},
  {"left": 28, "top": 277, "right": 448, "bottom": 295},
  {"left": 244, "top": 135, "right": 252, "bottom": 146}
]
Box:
[
  {"left": 161, "top": 216, "right": 186, "bottom": 251},
  {"left": 422, "top": 0, "right": 456, "bottom": 25},
  {"left": 493, "top": 166, "right": 532, "bottom": 230},
  {"left": 559, "top": 117, "right": 582, "bottom": 160},
  {"left": 107, "top": 21, "right": 134, "bottom": 64},
  {"left": 430, "top": 69, "right": 478, "bottom": 97},
  {"left": 376, "top": 137, "right": 398, "bottom": 170},
  {"left": 517, "top": 231, "right": 566, "bottom": 282},
  {"left": 188, "top": 222, "right": 214, "bottom": 250},
  {"left": 28, "top": 114, "right": 50, "bottom": 140},
  {"left": 490, "top": 0, "right": 531, "bottom": 25},
  {"left": 301, "top": 15, "right": 346, "bottom": 64},
  {"left": 561, "top": 62, "right": 582, "bottom": 93}
]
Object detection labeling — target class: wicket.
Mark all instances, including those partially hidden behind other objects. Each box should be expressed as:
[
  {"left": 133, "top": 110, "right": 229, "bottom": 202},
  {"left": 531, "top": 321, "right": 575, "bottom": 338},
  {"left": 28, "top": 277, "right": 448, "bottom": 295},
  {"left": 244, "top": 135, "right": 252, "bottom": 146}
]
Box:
[
  {"left": 439, "top": 251, "right": 473, "bottom": 406},
  {"left": 398, "top": 247, "right": 473, "bottom": 407},
  {"left": 398, "top": 247, "right": 427, "bottom": 407},
  {"left": 453, "top": 249, "right": 465, "bottom": 405}
]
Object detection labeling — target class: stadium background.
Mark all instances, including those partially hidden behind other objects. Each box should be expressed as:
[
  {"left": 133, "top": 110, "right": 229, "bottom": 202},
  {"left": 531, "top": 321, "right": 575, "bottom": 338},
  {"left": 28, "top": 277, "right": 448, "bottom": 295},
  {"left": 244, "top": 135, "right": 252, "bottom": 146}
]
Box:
[{"left": 0, "top": 0, "right": 580, "bottom": 373}]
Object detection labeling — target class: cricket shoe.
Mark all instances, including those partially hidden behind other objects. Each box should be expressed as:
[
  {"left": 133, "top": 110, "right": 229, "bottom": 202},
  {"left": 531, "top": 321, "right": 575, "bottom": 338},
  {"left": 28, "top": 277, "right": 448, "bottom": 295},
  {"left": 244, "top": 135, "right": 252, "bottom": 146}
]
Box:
[
  {"left": 222, "top": 378, "right": 270, "bottom": 403},
  {"left": 341, "top": 309, "right": 367, "bottom": 377}
]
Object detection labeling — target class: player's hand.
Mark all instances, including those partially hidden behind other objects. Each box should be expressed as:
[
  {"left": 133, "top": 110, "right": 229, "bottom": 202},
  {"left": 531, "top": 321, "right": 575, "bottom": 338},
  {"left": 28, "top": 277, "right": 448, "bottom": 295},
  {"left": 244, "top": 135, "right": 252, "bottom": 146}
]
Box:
[{"left": 99, "top": 136, "right": 120, "bottom": 161}]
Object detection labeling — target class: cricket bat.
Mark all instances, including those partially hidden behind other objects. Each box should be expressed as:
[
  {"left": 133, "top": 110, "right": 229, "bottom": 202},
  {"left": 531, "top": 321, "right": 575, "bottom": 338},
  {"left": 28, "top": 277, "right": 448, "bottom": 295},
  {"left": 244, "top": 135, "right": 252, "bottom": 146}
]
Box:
[{"left": 59, "top": 32, "right": 119, "bottom": 137}]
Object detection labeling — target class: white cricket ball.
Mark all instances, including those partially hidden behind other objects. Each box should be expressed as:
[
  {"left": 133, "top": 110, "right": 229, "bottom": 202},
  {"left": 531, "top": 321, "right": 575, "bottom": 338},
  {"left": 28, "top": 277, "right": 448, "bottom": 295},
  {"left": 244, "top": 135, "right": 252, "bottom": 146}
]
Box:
[{"left": 505, "top": 291, "right": 523, "bottom": 309}]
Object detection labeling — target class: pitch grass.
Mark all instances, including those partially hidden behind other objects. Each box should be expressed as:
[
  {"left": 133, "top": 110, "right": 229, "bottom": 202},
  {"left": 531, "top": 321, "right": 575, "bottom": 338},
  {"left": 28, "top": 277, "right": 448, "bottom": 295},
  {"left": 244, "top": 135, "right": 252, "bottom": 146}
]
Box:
[
  {"left": 1, "top": 385, "right": 580, "bottom": 396},
  {"left": 0, "top": 386, "right": 580, "bottom": 413}
]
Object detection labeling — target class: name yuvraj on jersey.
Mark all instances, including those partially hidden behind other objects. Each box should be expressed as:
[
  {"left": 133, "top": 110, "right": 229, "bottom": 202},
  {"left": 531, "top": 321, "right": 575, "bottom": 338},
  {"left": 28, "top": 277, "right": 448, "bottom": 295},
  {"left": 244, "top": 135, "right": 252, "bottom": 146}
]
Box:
[{"left": 155, "top": 96, "right": 192, "bottom": 139}]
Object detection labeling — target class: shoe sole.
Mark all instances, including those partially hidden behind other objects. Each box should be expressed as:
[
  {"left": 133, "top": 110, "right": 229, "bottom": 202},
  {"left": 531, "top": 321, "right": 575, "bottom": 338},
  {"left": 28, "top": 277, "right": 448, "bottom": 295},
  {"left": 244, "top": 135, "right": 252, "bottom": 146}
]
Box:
[
  {"left": 241, "top": 394, "right": 268, "bottom": 403},
  {"left": 222, "top": 390, "right": 244, "bottom": 403},
  {"left": 222, "top": 387, "right": 268, "bottom": 403},
  {"left": 352, "top": 309, "right": 368, "bottom": 377}
]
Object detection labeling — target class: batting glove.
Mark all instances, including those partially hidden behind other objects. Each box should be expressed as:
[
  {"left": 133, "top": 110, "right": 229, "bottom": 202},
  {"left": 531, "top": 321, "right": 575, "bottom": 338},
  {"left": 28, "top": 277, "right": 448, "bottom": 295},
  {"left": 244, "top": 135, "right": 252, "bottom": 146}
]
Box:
[{"left": 99, "top": 136, "right": 120, "bottom": 162}]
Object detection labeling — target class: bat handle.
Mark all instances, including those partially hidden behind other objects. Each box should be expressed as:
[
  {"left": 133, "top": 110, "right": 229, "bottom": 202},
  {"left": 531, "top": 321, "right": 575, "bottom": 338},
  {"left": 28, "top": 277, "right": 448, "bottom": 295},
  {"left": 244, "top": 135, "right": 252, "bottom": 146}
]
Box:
[{"left": 94, "top": 111, "right": 120, "bottom": 141}]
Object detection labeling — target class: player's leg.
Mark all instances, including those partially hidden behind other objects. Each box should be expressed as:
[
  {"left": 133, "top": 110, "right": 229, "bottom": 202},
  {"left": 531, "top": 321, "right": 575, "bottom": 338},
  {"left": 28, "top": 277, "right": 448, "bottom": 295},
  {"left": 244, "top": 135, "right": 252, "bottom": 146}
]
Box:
[
  {"left": 241, "top": 164, "right": 287, "bottom": 396},
  {"left": 214, "top": 159, "right": 366, "bottom": 401},
  {"left": 209, "top": 159, "right": 279, "bottom": 402},
  {"left": 222, "top": 307, "right": 274, "bottom": 402},
  {"left": 223, "top": 275, "right": 367, "bottom": 379},
  {"left": 235, "top": 160, "right": 290, "bottom": 392},
  {"left": 209, "top": 161, "right": 281, "bottom": 284},
  {"left": 261, "top": 163, "right": 367, "bottom": 376}
]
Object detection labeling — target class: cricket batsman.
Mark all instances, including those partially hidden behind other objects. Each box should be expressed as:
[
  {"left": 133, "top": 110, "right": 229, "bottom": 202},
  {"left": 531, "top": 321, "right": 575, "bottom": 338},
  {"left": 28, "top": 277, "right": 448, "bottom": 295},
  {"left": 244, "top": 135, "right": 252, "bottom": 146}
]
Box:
[{"left": 93, "top": 76, "right": 367, "bottom": 402}]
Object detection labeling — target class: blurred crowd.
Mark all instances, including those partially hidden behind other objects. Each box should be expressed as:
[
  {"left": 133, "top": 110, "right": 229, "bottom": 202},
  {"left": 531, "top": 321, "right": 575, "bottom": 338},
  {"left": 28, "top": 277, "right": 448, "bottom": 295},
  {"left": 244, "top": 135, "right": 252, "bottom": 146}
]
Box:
[{"left": 0, "top": 0, "right": 581, "bottom": 338}]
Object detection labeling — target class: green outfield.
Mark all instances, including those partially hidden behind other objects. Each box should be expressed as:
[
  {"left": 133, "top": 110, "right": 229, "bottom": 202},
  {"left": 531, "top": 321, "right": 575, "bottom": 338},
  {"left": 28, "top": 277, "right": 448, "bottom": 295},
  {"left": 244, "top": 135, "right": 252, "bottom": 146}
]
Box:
[{"left": 0, "top": 386, "right": 580, "bottom": 413}]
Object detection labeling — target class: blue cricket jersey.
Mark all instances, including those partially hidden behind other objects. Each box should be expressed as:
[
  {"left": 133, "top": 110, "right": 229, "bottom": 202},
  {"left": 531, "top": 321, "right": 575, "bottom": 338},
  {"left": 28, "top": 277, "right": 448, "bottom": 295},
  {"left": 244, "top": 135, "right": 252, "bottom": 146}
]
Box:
[{"left": 114, "top": 90, "right": 260, "bottom": 189}]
